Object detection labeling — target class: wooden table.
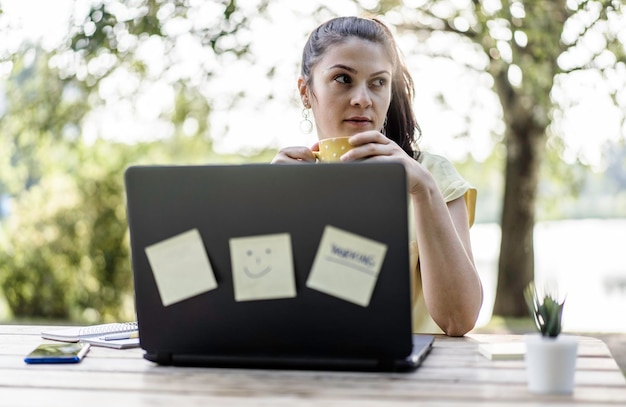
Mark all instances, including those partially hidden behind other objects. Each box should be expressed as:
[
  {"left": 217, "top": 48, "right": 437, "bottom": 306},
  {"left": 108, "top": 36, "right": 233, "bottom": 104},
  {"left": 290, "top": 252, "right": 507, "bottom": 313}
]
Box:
[{"left": 1, "top": 325, "right": 625, "bottom": 406}]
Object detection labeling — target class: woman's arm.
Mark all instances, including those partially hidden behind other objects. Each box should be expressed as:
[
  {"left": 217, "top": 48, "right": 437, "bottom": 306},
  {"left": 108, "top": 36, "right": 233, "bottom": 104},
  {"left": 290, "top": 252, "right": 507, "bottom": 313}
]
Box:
[
  {"left": 410, "top": 177, "right": 483, "bottom": 336},
  {"left": 276, "top": 132, "right": 483, "bottom": 335},
  {"left": 343, "top": 131, "right": 483, "bottom": 336}
]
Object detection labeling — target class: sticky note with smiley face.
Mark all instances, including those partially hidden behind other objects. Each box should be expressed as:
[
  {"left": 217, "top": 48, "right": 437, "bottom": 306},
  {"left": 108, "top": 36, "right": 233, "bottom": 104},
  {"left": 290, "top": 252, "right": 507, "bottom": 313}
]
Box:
[{"left": 229, "top": 233, "right": 296, "bottom": 302}]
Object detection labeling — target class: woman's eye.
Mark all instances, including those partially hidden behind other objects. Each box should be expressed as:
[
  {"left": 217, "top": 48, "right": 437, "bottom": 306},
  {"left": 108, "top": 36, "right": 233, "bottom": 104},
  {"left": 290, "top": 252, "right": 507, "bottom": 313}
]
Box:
[
  {"left": 334, "top": 74, "right": 351, "bottom": 84},
  {"left": 372, "top": 78, "right": 387, "bottom": 87}
]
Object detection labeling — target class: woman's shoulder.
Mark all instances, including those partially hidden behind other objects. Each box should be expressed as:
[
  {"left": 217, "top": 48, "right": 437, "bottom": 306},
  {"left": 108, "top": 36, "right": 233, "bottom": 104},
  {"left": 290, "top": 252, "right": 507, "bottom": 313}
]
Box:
[
  {"left": 417, "top": 151, "right": 453, "bottom": 168},
  {"left": 417, "top": 151, "right": 476, "bottom": 218},
  {"left": 417, "top": 151, "right": 466, "bottom": 185}
]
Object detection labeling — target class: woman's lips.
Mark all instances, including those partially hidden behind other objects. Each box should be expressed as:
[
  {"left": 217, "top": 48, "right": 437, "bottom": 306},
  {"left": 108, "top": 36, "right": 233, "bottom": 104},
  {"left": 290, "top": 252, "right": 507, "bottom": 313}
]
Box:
[{"left": 344, "top": 117, "right": 373, "bottom": 127}]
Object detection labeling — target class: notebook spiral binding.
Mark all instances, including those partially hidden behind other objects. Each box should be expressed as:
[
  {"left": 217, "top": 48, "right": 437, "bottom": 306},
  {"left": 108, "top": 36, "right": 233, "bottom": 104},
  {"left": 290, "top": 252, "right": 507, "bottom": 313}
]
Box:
[{"left": 77, "top": 322, "right": 138, "bottom": 337}]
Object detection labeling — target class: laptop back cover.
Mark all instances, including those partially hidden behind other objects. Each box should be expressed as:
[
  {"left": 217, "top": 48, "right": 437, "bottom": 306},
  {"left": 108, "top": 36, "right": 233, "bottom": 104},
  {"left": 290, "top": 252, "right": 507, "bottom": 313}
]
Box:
[{"left": 125, "top": 163, "right": 414, "bottom": 368}]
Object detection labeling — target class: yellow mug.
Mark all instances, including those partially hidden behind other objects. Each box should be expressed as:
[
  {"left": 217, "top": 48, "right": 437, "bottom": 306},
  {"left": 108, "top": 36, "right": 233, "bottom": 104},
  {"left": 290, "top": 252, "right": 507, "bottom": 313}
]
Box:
[{"left": 313, "top": 137, "right": 353, "bottom": 163}]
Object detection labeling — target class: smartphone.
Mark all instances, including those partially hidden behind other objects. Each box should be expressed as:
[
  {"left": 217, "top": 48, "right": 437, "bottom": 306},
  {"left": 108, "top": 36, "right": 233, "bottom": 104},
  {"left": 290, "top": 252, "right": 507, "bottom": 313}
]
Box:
[{"left": 24, "top": 342, "right": 90, "bottom": 364}]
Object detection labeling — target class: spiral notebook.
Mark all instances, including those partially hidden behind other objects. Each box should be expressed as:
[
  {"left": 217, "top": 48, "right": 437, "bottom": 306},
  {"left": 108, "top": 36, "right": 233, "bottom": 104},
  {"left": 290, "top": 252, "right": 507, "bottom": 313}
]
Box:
[{"left": 41, "top": 322, "right": 138, "bottom": 342}]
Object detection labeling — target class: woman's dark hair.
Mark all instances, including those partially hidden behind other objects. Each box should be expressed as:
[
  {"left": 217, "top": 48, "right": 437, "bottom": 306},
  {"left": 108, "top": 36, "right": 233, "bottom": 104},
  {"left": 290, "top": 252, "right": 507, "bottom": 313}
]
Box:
[{"left": 301, "top": 16, "right": 421, "bottom": 159}]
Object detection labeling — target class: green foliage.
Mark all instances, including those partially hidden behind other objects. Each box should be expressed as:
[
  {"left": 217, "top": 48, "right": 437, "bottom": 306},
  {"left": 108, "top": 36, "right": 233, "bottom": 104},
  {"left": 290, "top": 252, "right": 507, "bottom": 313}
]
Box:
[
  {"left": 0, "top": 39, "right": 273, "bottom": 319},
  {"left": 0, "top": 49, "right": 89, "bottom": 195},
  {"left": 0, "top": 0, "right": 276, "bottom": 322},
  {"left": 0, "top": 141, "right": 131, "bottom": 322},
  {"left": 524, "top": 282, "right": 565, "bottom": 337}
]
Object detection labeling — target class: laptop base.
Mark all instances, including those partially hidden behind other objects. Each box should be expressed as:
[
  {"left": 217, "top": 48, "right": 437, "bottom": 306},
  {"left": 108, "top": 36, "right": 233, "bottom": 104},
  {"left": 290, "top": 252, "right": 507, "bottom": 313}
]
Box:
[{"left": 143, "top": 335, "right": 434, "bottom": 373}]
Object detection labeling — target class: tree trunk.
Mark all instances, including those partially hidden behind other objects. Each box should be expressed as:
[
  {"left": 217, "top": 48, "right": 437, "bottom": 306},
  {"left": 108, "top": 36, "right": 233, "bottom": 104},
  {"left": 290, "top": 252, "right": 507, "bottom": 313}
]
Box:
[
  {"left": 493, "top": 125, "right": 543, "bottom": 316},
  {"left": 492, "top": 72, "right": 546, "bottom": 317}
]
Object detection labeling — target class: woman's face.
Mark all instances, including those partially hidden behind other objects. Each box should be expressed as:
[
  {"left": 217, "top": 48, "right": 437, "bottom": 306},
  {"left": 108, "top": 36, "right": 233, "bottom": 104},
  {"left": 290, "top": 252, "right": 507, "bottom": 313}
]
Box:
[{"left": 300, "top": 38, "right": 393, "bottom": 140}]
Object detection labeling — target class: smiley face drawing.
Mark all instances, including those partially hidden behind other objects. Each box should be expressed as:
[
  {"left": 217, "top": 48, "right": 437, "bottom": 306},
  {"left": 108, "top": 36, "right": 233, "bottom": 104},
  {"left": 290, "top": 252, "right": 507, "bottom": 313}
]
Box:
[
  {"left": 242, "top": 247, "right": 273, "bottom": 279},
  {"left": 229, "top": 233, "right": 296, "bottom": 302}
]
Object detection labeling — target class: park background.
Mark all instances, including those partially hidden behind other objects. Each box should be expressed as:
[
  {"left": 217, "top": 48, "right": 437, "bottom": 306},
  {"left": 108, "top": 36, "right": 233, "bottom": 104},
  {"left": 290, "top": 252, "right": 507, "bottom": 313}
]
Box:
[{"left": 0, "top": 0, "right": 625, "bottom": 352}]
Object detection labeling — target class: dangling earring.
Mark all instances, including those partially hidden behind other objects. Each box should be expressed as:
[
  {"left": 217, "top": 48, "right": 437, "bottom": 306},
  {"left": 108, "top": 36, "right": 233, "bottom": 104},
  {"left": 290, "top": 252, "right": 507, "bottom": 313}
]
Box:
[{"left": 300, "top": 107, "right": 313, "bottom": 134}]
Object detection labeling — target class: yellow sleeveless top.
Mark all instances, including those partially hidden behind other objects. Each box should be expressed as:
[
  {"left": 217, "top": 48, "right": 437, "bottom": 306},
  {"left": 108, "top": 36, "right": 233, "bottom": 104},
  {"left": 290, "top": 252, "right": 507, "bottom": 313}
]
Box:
[{"left": 410, "top": 152, "right": 477, "bottom": 333}]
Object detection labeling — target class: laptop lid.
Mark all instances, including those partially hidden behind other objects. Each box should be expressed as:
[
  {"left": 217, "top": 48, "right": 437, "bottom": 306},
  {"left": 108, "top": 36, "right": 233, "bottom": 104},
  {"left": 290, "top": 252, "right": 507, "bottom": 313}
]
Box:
[{"left": 125, "top": 163, "right": 431, "bottom": 371}]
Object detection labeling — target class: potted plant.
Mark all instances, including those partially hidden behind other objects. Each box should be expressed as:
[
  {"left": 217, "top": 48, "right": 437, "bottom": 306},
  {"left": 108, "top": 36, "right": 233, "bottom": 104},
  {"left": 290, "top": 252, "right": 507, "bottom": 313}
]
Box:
[{"left": 524, "top": 282, "right": 578, "bottom": 394}]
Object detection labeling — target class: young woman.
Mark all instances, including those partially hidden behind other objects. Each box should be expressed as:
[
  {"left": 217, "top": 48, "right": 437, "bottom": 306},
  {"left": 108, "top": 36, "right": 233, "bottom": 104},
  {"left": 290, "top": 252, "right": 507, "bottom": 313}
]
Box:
[{"left": 272, "top": 16, "right": 482, "bottom": 336}]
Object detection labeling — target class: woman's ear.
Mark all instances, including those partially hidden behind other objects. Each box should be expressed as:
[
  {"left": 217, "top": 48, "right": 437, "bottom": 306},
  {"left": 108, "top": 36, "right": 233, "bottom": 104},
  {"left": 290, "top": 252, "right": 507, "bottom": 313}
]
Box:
[{"left": 298, "top": 77, "right": 310, "bottom": 108}]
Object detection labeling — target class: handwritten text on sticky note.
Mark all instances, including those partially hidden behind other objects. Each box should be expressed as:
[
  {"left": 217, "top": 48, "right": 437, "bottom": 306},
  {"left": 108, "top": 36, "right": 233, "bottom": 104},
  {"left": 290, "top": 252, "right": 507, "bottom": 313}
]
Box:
[
  {"left": 145, "top": 229, "right": 218, "bottom": 307},
  {"left": 306, "top": 225, "right": 387, "bottom": 307}
]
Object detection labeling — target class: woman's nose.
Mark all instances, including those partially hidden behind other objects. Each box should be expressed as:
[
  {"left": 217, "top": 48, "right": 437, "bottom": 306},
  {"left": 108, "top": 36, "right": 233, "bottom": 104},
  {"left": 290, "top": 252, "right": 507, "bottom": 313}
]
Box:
[{"left": 350, "top": 84, "right": 372, "bottom": 108}]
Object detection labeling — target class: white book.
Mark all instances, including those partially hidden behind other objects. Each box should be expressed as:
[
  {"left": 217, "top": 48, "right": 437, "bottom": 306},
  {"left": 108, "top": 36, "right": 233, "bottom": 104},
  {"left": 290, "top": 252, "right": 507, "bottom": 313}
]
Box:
[
  {"left": 478, "top": 342, "right": 526, "bottom": 360},
  {"left": 41, "top": 322, "right": 138, "bottom": 342}
]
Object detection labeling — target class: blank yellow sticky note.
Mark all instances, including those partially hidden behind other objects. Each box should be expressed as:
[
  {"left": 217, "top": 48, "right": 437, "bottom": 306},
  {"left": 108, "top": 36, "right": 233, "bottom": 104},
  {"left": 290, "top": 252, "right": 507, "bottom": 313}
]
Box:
[
  {"left": 306, "top": 225, "right": 387, "bottom": 307},
  {"left": 145, "top": 229, "right": 217, "bottom": 306}
]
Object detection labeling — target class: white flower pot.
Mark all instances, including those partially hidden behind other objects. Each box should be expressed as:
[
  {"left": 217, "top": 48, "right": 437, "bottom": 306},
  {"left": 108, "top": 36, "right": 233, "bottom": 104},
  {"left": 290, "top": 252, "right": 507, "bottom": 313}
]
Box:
[{"left": 524, "top": 334, "right": 578, "bottom": 394}]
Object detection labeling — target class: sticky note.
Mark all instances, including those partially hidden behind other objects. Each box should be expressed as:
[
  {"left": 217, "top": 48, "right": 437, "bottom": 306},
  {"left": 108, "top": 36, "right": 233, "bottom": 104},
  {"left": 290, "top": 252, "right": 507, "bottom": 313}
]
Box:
[
  {"left": 306, "top": 225, "right": 387, "bottom": 307},
  {"left": 145, "top": 229, "right": 217, "bottom": 306},
  {"left": 229, "top": 233, "right": 296, "bottom": 302}
]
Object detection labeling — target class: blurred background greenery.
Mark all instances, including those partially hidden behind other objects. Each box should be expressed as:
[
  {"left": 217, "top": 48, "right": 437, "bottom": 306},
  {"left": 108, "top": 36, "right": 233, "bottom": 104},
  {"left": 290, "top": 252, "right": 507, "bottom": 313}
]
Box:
[{"left": 0, "top": 0, "right": 624, "bottom": 326}]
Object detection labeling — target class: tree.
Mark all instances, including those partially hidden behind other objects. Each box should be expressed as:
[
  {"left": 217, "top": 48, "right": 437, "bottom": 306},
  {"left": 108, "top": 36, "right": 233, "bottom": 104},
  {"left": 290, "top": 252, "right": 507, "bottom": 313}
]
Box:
[
  {"left": 0, "top": 0, "right": 275, "bottom": 321},
  {"left": 367, "top": 0, "right": 625, "bottom": 316}
]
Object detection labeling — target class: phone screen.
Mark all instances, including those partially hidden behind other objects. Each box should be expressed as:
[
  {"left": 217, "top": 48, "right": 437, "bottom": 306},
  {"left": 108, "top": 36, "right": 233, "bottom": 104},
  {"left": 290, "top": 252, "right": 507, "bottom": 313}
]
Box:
[{"left": 24, "top": 342, "right": 90, "bottom": 364}]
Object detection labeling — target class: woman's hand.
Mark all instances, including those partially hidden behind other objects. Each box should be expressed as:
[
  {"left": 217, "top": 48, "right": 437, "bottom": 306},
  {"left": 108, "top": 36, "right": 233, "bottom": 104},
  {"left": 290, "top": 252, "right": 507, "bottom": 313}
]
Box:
[
  {"left": 271, "top": 142, "right": 319, "bottom": 164},
  {"left": 342, "top": 131, "right": 430, "bottom": 196}
]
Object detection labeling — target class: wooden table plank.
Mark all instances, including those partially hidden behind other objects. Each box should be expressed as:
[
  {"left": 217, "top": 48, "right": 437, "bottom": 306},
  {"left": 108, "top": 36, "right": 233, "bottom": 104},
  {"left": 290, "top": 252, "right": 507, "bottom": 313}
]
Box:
[{"left": 1, "top": 370, "right": 625, "bottom": 406}]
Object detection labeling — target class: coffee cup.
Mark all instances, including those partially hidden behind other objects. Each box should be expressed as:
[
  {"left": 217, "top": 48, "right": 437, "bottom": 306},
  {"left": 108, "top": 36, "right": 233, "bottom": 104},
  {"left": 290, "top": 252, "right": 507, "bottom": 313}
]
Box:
[{"left": 313, "top": 137, "right": 353, "bottom": 163}]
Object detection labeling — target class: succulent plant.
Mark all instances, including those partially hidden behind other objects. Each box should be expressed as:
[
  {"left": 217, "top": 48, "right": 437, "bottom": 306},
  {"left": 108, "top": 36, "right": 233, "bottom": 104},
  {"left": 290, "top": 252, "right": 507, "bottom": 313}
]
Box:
[{"left": 524, "top": 282, "right": 566, "bottom": 338}]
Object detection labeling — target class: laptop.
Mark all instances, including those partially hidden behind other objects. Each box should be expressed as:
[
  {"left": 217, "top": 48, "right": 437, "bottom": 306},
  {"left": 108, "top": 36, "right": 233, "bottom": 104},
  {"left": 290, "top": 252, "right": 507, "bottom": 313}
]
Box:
[{"left": 124, "top": 162, "right": 433, "bottom": 372}]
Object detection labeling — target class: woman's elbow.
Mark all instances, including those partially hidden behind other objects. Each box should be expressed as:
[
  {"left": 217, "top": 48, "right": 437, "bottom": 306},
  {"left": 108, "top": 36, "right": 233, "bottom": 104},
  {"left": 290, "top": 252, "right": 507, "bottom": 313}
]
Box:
[
  {"left": 442, "top": 320, "right": 475, "bottom": 337},
  {"left": 440, "top": 303, "right": 482, "bottom": 337}
]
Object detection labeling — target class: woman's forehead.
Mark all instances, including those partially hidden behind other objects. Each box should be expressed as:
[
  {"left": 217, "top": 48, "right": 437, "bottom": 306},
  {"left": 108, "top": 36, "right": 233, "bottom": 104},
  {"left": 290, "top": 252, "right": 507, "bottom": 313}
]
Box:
[{"left": 316, "top": 38, "right": 393, "bottom": 73}]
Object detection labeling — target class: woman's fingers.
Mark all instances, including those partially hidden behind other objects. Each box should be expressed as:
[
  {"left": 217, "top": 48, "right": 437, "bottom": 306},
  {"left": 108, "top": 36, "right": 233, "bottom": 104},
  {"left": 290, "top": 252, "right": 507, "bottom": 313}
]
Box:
[
  {"left": 342, "top": 131, "right": 397, "bottom": 161},
  {"left": 271, "top": 146, "right": 317, "bottom": 163}
]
